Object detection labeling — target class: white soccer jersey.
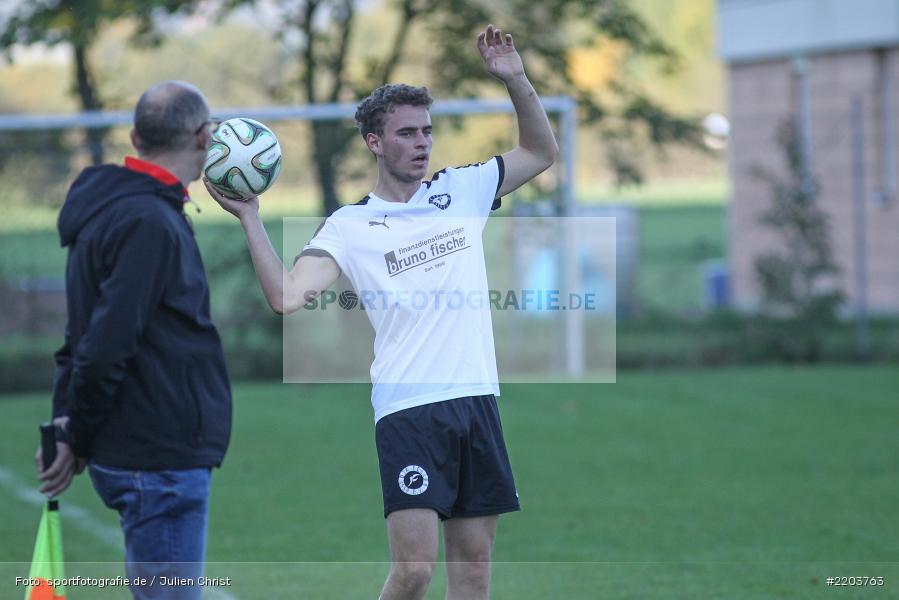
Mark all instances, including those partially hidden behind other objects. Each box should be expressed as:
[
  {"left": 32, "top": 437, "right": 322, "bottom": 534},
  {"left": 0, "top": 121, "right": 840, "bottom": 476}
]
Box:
[{"left": 302, "top": 156, "right": 505, "bottom": 422}]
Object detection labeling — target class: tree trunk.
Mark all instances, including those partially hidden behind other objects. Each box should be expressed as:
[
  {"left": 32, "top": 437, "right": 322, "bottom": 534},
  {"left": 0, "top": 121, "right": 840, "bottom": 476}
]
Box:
[
  {"left": 72, "top": 41, "right": 106, "bottom": 165},
  {"left": 312, "top": 123, "right": 341, "bottom": 216},
  {"left": 311, "top": 121, "right": 356, "bottom": 215}
]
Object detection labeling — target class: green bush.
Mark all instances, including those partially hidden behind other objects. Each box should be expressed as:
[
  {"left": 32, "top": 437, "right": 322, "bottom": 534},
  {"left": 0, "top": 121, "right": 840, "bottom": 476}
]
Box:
[
  {"left": 0, "top": 336, "right": 59, "bottom": 393},
  {"left": 617, "top": 313, "right": 899, "bottom": 369}
]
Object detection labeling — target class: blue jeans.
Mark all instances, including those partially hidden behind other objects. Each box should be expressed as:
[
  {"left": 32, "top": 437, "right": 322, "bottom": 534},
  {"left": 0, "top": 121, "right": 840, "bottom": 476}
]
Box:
[{"left": 89, "top": 463, "right": 211, "bottom": 600}]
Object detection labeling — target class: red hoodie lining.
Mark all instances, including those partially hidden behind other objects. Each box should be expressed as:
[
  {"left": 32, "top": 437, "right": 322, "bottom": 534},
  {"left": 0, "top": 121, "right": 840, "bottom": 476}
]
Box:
[{"left": 124, "top": 156, "right": 189, "bottom": 199}]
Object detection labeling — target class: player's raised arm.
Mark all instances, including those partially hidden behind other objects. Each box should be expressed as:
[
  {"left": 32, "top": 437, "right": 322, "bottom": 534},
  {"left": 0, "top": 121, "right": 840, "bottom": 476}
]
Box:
[
  {"left": 204, "top": 181, "right": 341, "bottom": 315},
  {"left": 478, "top": 24, "right": 559, "bottom": 197}
]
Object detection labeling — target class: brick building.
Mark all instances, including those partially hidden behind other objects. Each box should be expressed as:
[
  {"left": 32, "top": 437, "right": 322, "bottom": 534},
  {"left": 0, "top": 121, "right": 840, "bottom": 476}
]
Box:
[{"left": 719, "top": 0, "right": 899, "bottom": 313}]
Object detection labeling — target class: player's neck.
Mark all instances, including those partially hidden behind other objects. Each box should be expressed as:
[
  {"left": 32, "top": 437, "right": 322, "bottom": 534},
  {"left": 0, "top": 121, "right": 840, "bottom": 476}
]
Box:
[{"left": 372, "top": 174, "right": 420, "bottom": 203}]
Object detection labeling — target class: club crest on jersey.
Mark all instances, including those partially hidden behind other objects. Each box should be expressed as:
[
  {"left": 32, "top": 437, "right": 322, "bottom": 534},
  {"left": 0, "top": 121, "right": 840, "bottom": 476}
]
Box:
[
  {"left": 428, "top": 193, "right": 451, "bottom": 210},
  {"left": 398, "top": 465, "right": 429, "bottom": 495}
]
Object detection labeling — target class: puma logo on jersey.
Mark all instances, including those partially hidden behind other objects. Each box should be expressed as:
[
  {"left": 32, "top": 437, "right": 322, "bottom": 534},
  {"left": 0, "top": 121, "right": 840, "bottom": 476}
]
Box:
[{"left": 369, "top": 215, "right": 389, "bottom": 228}]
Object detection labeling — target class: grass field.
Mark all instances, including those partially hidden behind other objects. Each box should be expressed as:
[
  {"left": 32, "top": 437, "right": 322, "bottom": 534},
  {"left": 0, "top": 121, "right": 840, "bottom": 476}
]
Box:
[{"left": 1, "top": 366, "right": 896, "bottom": 598}]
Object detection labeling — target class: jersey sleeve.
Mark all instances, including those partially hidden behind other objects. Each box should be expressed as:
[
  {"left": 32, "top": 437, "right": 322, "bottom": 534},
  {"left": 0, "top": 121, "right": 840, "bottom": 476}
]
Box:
[
  {"left": 453, "top": 155, "right": 505, "bottom": 217},
  {"left": 298, "top": 216, "right": 346, "bottom": 272}
]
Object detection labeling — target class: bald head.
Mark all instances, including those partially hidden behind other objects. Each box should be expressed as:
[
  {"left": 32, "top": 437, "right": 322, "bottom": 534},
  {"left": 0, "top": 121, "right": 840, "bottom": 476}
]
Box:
[{"left": 133, "top": 81, "right": 209, "bottom": 155}]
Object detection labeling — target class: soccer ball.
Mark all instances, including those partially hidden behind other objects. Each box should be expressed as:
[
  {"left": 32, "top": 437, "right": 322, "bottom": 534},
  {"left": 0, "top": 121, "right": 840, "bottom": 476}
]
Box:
[{"left": 204, "top": 117, "right": 282, "bottom": 199}]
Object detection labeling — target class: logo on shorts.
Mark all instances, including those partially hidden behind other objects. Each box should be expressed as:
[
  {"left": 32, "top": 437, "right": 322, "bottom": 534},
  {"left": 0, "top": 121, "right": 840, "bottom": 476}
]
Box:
[{"left": 398, "top": 465, "right": 429, "bottom": 495}]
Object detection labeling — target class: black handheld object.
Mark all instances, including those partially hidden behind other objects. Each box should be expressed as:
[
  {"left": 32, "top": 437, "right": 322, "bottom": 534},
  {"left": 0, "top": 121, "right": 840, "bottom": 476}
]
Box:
[{"left": 39, "top": 422, "right": 57, "bottom": 471}]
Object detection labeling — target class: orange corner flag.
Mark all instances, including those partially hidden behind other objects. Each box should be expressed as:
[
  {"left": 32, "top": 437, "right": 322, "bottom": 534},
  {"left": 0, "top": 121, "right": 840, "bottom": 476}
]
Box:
[{"left": 25, "top": 500, "right": 65, "bottom": 600}]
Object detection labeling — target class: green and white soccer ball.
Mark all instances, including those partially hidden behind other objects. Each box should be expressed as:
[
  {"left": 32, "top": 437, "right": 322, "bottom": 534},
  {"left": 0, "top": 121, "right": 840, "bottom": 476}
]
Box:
[{"left": 204, "top": 117, "right": 282, "bottom": 199}]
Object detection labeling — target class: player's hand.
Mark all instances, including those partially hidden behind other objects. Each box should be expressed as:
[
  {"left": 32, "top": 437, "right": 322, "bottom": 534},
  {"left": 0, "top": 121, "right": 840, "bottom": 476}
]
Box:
[
  {"left": 36, "top": 418, "right": 85, "bottom": 498},
  {"left": 203, "top": 178, "right": 260, "bottom": 220},
  {"left": 477, "top": 24, "right": 525, "bottom": 83}
]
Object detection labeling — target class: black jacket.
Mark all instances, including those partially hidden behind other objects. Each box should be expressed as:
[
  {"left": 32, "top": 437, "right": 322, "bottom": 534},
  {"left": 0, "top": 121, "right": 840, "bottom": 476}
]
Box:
[{"left": 52, "top": 164, "right": 231, "bottom": 469}]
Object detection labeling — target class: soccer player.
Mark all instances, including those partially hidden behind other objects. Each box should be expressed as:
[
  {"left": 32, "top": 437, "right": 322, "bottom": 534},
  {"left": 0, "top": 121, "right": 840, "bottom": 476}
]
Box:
[{"left": 207, "top": 25, "right": 557, "bottom": 600}]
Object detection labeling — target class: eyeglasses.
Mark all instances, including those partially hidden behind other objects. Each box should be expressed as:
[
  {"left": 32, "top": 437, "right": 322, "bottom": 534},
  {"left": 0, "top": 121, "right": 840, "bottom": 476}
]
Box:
[{"left": 194, "top": 118, "right": 221, "bottom": 136}]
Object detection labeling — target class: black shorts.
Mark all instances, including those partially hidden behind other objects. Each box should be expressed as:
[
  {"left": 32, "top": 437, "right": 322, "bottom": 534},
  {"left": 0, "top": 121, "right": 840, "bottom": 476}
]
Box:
[{"left": 375, "top": 394, "right": 520, "bottom": 520}]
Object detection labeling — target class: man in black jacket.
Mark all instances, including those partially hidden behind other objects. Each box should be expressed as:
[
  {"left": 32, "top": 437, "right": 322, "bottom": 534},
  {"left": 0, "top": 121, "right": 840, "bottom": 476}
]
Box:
[{"left": 37, "top": 80, "right": 231, "bottom": 599}]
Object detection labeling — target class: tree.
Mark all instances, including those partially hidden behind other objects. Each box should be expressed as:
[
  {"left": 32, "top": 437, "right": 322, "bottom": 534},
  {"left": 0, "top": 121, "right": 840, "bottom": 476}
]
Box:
[
  {"left": 0, "top": 0, "right": 195, "bottom": 165},
  {"left": 221, "top": 0, "right": 427, "bottom": 215},
  {"left": 752, "top": 120, "right": 844, "bottom": 361},
  {"left": 218, "top": 0, "right": 704, "bottom": 214}
]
